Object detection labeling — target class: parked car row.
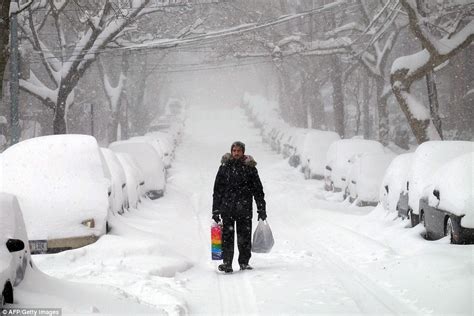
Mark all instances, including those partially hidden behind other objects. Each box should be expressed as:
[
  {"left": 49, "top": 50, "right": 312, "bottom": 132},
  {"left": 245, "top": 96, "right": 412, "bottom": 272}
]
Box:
[
  {"left": 381, "top": 141, "right": 473, "bottom": 244},
  {"left": 242, "top": 94, "right": 393, "bottom": 206},
  {"left": 242, "top": 94, "right": 474, "bottom": 244},
  {"left": 0, "top": 100, "right": 186, "bottom": 256}
]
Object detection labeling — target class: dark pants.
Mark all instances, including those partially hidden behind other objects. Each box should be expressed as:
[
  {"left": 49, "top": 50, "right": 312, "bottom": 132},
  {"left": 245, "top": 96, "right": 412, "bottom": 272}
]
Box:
[{"left": 222, "top": 215, "right": 252, "bottom": 265}]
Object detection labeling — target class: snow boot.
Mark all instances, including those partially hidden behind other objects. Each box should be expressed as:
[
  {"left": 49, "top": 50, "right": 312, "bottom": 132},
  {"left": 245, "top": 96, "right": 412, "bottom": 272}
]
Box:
[
  {"left": 239, "top": 263, "right": 253, "bottom": 270},
  {"left": 218, "top": 263, "right": 233, "bottom": 273}
]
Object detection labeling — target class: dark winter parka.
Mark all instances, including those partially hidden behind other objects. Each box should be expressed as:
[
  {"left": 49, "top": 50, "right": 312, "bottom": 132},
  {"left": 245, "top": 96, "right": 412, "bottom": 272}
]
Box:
[{"left": 212, "top": 153, "right": 266, "bottom": 219}]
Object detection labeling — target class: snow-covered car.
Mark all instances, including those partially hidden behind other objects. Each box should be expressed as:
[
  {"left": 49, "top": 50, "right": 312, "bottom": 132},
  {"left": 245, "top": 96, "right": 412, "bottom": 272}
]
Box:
[
  {"left": 347, "top": 152, "right": 396, "bottom": 206},
  {"left": 101, "top": 148, "right": 129, "bottom": 215},
  {"left": 115, "top": 153, "right": 145, "bottom": 209},
  {"left": 109, "top": 140, "right": 166, "bottom": 200},
  {"left": 379, "top": 153, "right": 414, "bottom": 212},
  {"left": 0, "top": 135, "right": 111, "bottom": 254},
  {"left": 403, "top": 141, "right": 473, "bottom": 227},
  {"left": 129, "top": 135, "right": 171, "bottom": 169},
  {"left": 0, "top": 193, "right": 31, "bottom": 308},
  {"left": 288, "top": 129, "right": 312, "bottom": 168},
  {"left": 271, "top": 128, "right": 287, "bottom": 154},
  {"left": 324, "top": 139, "right": 385, "bottom": 192},
  {"left": 148, "top": 117, "right": 183, "bottom": 143},
  {"left": 145, "top": 131, "right": 175, "bottom": 166},
  {"left": 299, "top": 130, "right": 340, "bottom": 179},
  {"left": 282, "top": 128, "right": 308, "bottom": 160},
  {"left": 419, "top": 152, "right": 474, "bottom": 244}
]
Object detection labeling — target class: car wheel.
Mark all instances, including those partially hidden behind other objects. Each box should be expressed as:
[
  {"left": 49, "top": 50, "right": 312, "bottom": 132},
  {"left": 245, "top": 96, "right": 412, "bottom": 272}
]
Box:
[
  {"left": 409, "top": 209, "right": 418, "bottom": 227},
  {"left": 445, "top": 218, "right": 455, "bottom": 244},
  {"left": 2, "top": 282, "right": 13, "bottom": 304}
]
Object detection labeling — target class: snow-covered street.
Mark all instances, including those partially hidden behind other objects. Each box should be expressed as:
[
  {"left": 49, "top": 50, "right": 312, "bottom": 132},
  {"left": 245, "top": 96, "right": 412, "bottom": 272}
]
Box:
[{"left": 18, "top": 104, "right": 472, "bottom": 315}]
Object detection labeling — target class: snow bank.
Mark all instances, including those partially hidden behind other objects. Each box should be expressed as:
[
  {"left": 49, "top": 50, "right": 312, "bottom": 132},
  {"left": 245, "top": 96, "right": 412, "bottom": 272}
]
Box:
[
  {"left": 0, "top": 135, "right": 110, "bottom": 240},
  {"left": 422, "top": 152, "right": 474, "bottom": 228},
  {"left": 408, "top": 141, "right": 473, "bottom": 215}
]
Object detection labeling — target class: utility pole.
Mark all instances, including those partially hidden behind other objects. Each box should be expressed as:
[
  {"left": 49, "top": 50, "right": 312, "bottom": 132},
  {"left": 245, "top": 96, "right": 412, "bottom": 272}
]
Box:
[{"left": 9, "top": 0, "right": 20, "bottom": 145}]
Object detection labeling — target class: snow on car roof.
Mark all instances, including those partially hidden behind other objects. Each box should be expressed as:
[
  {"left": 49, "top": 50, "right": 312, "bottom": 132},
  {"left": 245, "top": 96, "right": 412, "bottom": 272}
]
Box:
[{"left": 0, "top": 135, "right": 110, "bottom": 240}]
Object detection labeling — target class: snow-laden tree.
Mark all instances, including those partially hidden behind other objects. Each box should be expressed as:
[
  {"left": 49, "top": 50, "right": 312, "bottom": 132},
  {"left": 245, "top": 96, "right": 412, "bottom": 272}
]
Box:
[
  {"left": 390, "top": 0, "right": 474, "bottom": 143},
  {"left": 18, "top": 0, "right": 153, "bottom": 134},
  {"left": 347, "top": 0, "right": 405, "bottom": 145}
]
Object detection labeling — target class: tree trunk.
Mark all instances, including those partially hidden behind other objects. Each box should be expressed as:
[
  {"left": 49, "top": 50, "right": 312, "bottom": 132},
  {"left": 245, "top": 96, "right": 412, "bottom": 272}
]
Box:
[
  {"left": 0, "top": 0, "right": 10, "bottom": 102},
  {"left": 108, "top": 112, "right": 120, "bottom": 143},
  {"left": 53, "top": 96, "right": 67, "bottom": 134},
  {"left": 362, "top": 74, "right": 371, "bottom": 139},
  {"left": 376, "top": 79, "right": 389, "bottom": 145},
  {"left": 391, "top": 77, "right": 433, "bottom": 144},
  {"left": 330, "top": 55, "right": 344, "bottom": 137},
  {"left": 425, "top": 71, "right": 442, "bottom": 138}
]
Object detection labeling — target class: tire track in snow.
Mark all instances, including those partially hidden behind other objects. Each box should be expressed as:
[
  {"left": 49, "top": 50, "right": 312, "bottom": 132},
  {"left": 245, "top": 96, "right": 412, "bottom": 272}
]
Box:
[
  {"left": 178, "top": 165, "right": 258, "bottom": 315},
  {"left": 282, "top": 208, "right": 422, "bottom": 315}
]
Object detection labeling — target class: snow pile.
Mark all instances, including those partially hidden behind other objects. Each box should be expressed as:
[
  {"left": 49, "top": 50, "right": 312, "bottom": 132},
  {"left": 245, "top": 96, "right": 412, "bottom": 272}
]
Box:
[
  {"left": 380, "top": 153, "right": 414, "bottom": 212},
  {"left": 0, "top": 135, "right": 110, "bottom": 240},
  {"left": 407, "top": 141, "right": 473, "bottom": 215},
  {"left": 422, "top": 152, "right": 474, "bottom": 228}
]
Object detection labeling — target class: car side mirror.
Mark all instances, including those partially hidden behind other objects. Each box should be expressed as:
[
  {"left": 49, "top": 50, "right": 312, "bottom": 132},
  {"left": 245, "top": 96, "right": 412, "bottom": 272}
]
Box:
[
  {"left": 6, "top": 239, "right": 25, "bottom": 253},
  {"left": 433, "top": 189, "right": 440, "bottom": 200}
]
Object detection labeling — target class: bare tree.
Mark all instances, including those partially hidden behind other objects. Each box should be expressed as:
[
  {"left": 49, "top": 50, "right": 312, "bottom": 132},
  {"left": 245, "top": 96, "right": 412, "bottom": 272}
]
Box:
[
  {"left": 390, "top": 0, "right": 474, "bottom": 143},
  {"left": 18, "top": 0, "right": 152, "bottom": 134}
]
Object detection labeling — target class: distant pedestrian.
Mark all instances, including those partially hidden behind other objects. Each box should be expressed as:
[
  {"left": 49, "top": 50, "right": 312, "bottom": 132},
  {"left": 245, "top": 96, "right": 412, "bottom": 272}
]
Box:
[{"left": 212, "top": 141, "right": 267, "bottom": 273}]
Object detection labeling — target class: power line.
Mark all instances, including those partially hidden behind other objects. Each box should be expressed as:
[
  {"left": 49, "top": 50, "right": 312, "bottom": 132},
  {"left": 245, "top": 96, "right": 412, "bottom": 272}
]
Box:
[{"left": 22, "top": 1, "right": 362, "bottom": 65}]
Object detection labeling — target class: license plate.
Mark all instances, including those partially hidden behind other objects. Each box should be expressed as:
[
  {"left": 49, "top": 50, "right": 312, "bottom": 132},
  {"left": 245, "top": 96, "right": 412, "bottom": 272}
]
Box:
[{"left": 29, "top": 240, "right": 48, "bottom": 254}]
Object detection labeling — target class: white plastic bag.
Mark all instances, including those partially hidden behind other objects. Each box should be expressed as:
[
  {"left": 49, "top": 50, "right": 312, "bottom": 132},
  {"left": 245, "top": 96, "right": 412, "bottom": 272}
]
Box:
[{"left": 252, "top": 220, "right": 274, "bottom": 253}]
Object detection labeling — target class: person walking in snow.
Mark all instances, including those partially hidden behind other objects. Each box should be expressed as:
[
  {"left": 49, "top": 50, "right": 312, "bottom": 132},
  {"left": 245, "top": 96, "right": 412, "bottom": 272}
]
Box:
[{"left": 212, "top": 141, "right": 267, "bottom": 273}]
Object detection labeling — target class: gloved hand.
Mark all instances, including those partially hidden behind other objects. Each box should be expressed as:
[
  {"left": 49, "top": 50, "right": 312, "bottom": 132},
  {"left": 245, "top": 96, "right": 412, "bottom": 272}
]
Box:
[
  {"left": 212, "top": 213, "right": 221, "bottom": 223},
  {"left": 257, "top": 210, "right": 267, "bottom": 221}
]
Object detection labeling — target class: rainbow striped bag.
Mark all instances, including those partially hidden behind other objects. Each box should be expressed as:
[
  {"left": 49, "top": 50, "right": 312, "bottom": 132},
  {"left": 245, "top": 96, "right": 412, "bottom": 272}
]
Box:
[{"left": 211, "top": 222, "right": 222, "bottom": 260}]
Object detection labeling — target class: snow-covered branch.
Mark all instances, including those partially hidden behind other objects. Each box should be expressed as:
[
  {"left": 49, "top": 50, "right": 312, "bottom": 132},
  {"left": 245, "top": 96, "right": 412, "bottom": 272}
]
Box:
[{"left": 390, "top": 0, "right": 474, "bottom": 143}]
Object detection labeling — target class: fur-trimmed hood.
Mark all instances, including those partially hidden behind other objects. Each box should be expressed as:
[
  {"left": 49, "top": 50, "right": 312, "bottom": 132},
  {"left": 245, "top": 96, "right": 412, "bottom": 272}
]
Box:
[{"left": 221, "top": 153, "right": 257, "bottom": 167}]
